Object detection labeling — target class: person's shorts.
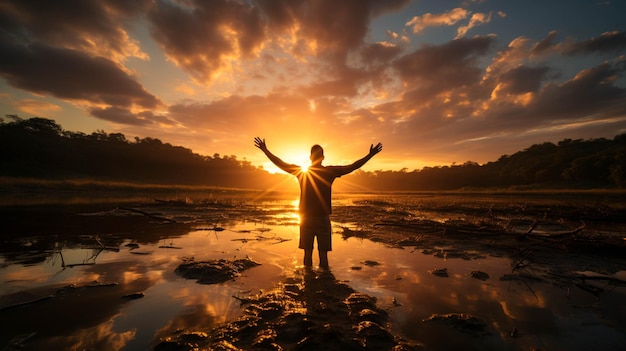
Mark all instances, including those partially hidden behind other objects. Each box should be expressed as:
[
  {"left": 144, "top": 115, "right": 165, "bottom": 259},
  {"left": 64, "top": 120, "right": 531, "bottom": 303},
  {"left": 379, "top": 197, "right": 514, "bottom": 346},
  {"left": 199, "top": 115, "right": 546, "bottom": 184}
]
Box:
[{"left": 299, "top": 216, "right": 332, "bottom": 251}]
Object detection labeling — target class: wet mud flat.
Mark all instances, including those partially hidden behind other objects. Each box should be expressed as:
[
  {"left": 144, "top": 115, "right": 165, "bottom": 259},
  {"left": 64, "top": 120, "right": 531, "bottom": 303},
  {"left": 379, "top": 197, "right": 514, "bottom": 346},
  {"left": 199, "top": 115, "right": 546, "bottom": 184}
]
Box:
[
  {"left": 1, "top": 192, "right": 626, "bottom": 350},
  {"left": 158, "top": 264, "right": 422, "bottom": 351}
]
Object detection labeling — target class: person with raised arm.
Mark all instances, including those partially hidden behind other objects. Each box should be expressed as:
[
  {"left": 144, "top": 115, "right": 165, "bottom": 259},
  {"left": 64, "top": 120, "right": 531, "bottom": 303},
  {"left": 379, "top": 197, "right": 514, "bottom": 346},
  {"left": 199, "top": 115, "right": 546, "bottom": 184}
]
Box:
[{"left": 254, "top": 137, "right": 382, "bottom": 269}]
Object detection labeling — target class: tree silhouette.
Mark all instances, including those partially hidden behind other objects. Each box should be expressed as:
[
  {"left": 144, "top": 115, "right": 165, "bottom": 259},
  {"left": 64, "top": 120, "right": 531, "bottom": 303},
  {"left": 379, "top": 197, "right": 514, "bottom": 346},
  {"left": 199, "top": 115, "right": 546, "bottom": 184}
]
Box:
[{"left": 1, "top": 116, "right": 624, "bottom": 190}]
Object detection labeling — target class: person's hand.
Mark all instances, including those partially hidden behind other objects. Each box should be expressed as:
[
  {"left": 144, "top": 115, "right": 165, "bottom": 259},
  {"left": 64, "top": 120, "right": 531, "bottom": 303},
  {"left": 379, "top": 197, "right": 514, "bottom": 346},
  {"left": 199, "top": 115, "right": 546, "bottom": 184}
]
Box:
[
  {"left": 369, "top": 142, "right": 382, "bottom": 156},
  {"left": 254, "top": 137, "right": 268, "bottom": 152}
]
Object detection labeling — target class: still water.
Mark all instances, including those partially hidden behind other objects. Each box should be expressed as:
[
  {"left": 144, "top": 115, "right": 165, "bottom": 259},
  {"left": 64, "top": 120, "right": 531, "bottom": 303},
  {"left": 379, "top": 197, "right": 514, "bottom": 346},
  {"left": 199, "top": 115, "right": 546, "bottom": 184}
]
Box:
[{"left": 1, "top": 194, "right": 625, "bottom": 350}]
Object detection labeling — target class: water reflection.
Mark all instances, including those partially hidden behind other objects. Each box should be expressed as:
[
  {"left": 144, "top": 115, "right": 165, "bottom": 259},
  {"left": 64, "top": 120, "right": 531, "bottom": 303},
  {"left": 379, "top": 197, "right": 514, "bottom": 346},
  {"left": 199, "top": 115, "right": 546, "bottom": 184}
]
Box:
[
  {"left": 1, "top": 196, "right": 625, "bottom": 350},
  {"left": 330, "top": 238, "right": 626, "bottom": 351}
]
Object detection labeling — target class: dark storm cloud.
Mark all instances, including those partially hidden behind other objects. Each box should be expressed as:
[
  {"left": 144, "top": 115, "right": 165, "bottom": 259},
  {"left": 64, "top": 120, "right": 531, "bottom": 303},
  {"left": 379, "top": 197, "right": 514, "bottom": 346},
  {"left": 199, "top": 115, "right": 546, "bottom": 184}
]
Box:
[{"left": 0, "top": 41, "right": 160, "bottom": 109}]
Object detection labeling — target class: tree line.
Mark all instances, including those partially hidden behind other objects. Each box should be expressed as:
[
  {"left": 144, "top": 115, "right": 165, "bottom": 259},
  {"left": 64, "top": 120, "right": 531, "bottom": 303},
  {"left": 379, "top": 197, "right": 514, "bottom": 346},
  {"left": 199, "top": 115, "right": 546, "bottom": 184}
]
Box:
[
  {"left": 0, "top": 115, "right": 287, "bottom": 190},
  {"left": 1, "top": 115, "right": 624, "bottom": 191},
  {"left": 342, "top": 135, "right": 626, "bottom": 190}
]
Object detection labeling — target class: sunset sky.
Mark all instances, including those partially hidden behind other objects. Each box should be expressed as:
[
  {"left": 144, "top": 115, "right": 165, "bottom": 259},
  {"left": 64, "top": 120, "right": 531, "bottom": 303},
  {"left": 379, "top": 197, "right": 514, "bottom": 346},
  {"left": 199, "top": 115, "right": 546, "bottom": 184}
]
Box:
[{"left": 1, "top": 0, "right": 625, "bottom": 172}]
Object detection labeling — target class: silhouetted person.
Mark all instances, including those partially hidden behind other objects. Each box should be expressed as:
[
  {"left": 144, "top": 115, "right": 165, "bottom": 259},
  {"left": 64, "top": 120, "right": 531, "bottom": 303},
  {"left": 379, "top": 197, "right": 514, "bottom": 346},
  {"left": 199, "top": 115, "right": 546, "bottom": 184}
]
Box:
[{"left": 254, "top": 137, "right": 382, "bottom": 268}]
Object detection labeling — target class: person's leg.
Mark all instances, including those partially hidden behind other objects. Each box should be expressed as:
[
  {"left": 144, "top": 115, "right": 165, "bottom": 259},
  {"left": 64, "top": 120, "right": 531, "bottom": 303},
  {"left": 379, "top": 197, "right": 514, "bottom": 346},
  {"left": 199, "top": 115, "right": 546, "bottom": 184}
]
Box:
[
  {"left": 299, "top": 218, "right": 314, "bottom": 267},
  {"left": 316, "top": 216, "right": 332, "bottom": 268},
  {"left": 319, "top": 250, "right": 329, "bottom": 269},
  {"left": 303, "top": 249, "right": 313, "bottom": 267}
]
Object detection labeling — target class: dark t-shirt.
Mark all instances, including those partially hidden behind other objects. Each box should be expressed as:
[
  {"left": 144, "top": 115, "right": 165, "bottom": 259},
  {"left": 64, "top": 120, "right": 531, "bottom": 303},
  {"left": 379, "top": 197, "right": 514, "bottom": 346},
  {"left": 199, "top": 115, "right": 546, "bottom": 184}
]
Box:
[{"left": 289, "top": 165, "right": 351, "bottom": 216}]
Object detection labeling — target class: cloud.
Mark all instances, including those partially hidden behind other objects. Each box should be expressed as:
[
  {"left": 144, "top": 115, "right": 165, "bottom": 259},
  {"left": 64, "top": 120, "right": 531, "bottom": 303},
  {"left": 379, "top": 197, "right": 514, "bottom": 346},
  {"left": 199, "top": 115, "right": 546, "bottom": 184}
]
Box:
[
  {"left": 145, "top": 0, "right": 408, "bottom": 88},
  {"left": 0, "top": 1, "right": 163, "bottom": 126},
  {"left": 527, "top": 62, "right": 626, "bottom": 120},
  {"left": 147, "top": 0, "right": 265, "bottom": 84},
  {"left": 455, "top": 12, "right": 495, "bottom": 39},
  {"left": 371, "top": 31, "right": 626, "bottom": 162},
  {"left": 0, "top": 42, "right": 160, "bottom": 109},
  {"left": 393, "top": 35, "right": 494, "bottom": 93},
  {"left": 15, "top": 99, "right": 62, "bottom": 117},
  {"left": 406, "top": 8, "right": 469, "bottom": 34},
  {"left": 484, "top": 36, "right": 536, "bottom": 83},
  {"left": 361, "top": 42, "right": 404, "bottom": 65},
  {"left": 495, "top": 65, "right": 550, "bottom": 95},
  {"left": 561, "top": 30, "right": 626, "bottom": 56},
  {"left": 90, "top": 107, "right": 175, "bottom": 126},
  {"left": 530, "top": 30, "right": 559, "bottom": 57},
  {"left": 369, "top": 0, "right": 412, "bottom": 17},
  {"left": 531, "top": 30, "right": 626, "bottom": 58},
  {"left": 0, "top": 0, "right": 150, "bottom": 63},
  {"left": 406, "top": 7, "right": 503, "bottom": 39},
  {"left": 167, "top": 93, "right": 312, "bottom": 135}
]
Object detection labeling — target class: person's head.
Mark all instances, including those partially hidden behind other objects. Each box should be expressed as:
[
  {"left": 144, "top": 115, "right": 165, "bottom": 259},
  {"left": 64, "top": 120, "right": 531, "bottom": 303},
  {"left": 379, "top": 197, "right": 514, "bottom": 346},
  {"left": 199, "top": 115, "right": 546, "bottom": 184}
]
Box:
[{"left": 310, "top": 144, "right": 324, "bottom": 164}]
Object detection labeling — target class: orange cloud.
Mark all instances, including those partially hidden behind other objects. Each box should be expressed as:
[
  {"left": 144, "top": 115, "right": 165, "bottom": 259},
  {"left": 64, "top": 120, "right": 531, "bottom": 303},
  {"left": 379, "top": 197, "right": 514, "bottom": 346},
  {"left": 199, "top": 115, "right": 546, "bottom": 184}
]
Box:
[
  {"left": 406, "top": 8, "right": 469, "bottom": 34},
  {"left": 16, "top": 99, "right": 62, "bottom": 116}
]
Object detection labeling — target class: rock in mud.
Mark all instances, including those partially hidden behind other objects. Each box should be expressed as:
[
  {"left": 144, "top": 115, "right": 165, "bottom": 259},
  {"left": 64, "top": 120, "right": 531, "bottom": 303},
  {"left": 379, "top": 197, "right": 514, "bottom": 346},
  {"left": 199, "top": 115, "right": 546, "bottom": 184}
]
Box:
[
  {"left": 122, "top": 292, "right": 145, "bottom": 299},
  {"left": 355, "top": 321, "right": 395, "bottom": 348},
  {"left": 429, "top": 268, "right": 449, "bottom": 277},
  {"left": 174, "top": 257, "right": 260, "bottom": 284},
  {"left": 470, "top": 270, "right": 490, "bottom": 281},
  {"left": 362, "top": 260, "right": 381, "bottom": 267}
]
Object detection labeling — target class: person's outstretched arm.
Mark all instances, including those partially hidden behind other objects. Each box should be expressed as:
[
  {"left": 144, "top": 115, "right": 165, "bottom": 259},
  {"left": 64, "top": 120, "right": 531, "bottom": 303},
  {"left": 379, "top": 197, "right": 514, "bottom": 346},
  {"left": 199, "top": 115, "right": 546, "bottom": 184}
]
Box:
[
  {"left": 254, "top": 137, "right": 299, "bottom": 174},
  {"left": 341, "top": 142, "right": 383, "bottom": 174}
]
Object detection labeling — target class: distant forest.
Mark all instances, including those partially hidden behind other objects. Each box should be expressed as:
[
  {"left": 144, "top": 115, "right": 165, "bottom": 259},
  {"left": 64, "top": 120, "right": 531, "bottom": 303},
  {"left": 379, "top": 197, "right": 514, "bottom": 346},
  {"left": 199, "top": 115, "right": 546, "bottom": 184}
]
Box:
[{"left": 1, "top": 115, "right": 625, "bottom": 191}]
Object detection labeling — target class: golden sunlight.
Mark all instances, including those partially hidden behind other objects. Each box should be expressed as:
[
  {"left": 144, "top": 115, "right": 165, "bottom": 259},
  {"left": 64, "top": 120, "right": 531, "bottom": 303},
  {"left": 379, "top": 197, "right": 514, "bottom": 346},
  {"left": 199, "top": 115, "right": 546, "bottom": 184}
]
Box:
[
  {"left": 283, "top": 151, "right": 311, "bottom": 172},
  {"left": 261, "top": 151, "right": 310, "bottom": 174},
  {"left": 299, "top": 162, "right": 310, "bottom": 173}
]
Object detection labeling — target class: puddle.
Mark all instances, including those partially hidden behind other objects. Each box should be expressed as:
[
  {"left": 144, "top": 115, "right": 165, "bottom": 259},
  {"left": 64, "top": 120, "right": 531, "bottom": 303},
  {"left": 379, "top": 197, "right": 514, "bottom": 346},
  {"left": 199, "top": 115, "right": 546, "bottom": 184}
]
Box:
[{"left": 1, "top": 194, "right": 625, "bottom": 350}]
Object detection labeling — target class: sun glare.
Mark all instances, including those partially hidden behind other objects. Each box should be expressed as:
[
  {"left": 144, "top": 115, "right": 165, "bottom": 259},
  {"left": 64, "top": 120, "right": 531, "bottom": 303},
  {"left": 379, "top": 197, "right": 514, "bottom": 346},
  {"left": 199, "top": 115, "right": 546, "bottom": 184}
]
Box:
[
  {"left": 295, "top": 158, "right": 311, "bottom": 173},
  {"left": 261, "top": 152, "right": 310, "bottom": 174},
  {"left": 300, "top": 162, "right": 310, "bottom": 173},
  {"left": 284, "top": 152, "right": 311, "bottom": 173}
]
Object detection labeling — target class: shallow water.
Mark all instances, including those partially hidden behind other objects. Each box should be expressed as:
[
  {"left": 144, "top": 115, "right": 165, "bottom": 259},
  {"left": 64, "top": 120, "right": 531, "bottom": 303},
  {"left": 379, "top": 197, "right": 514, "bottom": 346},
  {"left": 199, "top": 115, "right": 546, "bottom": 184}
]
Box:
[{"left": 1, "top": 194, "right": 625, "bottom": 350}]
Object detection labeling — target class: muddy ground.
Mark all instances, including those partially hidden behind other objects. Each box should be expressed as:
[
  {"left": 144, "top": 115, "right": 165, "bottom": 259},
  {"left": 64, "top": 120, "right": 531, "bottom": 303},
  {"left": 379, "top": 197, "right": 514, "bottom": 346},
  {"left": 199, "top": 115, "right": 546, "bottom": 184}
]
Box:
[{"left": 2, "top": 192, "right": 626, "bottom": 350}]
